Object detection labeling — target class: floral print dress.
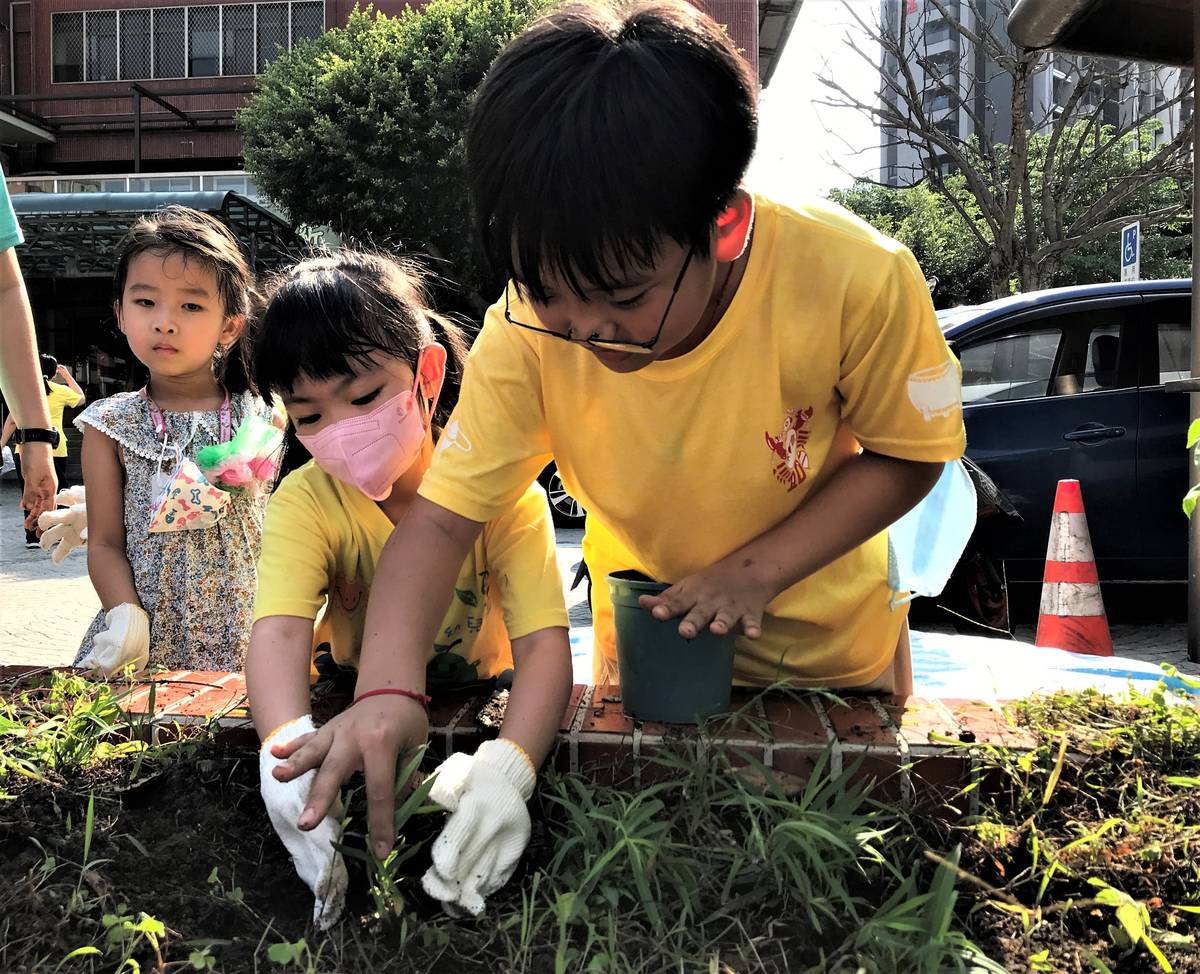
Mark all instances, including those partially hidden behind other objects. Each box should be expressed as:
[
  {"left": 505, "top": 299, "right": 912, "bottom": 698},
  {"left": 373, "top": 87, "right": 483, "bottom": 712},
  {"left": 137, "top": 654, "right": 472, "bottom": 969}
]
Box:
[{"left": 74, "top": 390, "right": 273, "bottom": 671}]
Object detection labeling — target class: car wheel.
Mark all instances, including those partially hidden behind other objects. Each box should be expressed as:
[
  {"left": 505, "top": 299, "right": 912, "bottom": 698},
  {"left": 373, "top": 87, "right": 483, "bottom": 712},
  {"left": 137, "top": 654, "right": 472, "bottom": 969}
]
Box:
[{"left": 539, "top": 463, "right": 586, "bottom": 527}]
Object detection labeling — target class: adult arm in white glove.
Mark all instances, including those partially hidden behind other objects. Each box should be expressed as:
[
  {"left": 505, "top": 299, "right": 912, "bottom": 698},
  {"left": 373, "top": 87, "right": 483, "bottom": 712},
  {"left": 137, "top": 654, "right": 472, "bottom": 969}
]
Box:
[
  {"left": 37, "top": 486, "right": 89, "bottom": 564},
  {"left": 421, "top": 737, "right": 536, "bottom": 916},
  {"left": 260, "top": 715, "right": 349, "bottom": 930},
  {"left": 76, "top": 603, "right": 150, "bottom": 676}
]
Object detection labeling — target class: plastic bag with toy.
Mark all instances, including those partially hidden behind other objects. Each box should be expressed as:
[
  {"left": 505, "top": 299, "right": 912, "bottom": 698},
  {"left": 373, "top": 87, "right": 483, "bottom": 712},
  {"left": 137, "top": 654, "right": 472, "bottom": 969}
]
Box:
[{"left": 196, "top": 415, "right": 283, "bottom": 496}]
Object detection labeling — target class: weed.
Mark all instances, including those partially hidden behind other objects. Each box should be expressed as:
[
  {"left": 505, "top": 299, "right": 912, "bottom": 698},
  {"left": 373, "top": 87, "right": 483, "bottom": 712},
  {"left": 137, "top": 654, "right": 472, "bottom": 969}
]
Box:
[{"left": 9, "top": 669, "right": 1200, "bottom": 971}]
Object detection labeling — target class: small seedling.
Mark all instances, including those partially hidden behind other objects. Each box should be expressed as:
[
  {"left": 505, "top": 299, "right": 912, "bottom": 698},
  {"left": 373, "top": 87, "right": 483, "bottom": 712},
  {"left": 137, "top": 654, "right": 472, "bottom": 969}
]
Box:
[
  {"left": 207, "top": 865, "right": 245, "bottom": 905},
  {"left": 266, "top": 937, "right": 319, "bottom": 972}
]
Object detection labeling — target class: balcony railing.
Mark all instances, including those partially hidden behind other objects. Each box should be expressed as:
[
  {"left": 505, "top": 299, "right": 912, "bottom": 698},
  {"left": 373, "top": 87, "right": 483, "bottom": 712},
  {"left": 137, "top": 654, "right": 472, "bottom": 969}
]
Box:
[{"left": 6, "top": 170, "right": 258, "bottom": 199}]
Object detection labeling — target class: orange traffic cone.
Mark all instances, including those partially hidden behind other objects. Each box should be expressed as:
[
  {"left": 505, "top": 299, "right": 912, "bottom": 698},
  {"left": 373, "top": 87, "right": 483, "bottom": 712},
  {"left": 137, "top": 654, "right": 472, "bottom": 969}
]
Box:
[{"left": 1035, "top": 480, "right": 1113, "bottom": 656}]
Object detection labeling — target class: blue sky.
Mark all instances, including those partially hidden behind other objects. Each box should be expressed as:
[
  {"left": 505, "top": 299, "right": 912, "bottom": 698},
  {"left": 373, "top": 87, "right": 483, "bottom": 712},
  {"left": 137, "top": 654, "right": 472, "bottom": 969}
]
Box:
[{"left": 747, "top": 0, "right": 880, "bottom": 202}]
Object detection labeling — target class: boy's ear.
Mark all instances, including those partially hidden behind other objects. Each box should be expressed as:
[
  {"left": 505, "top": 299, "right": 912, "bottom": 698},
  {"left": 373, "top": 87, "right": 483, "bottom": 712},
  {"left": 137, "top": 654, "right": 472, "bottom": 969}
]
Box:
[
  {"left": 712, "top": 190, "right": 754, "bottom": 263},
  {"left": 113, "top": 301, "right": 124, "bottom": 333}
]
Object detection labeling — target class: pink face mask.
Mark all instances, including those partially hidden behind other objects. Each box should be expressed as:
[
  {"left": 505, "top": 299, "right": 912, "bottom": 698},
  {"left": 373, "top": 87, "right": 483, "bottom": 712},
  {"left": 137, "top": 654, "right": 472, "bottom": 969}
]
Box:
[{"left": 297, "top": 345, "right": 446, "bottom": 501}]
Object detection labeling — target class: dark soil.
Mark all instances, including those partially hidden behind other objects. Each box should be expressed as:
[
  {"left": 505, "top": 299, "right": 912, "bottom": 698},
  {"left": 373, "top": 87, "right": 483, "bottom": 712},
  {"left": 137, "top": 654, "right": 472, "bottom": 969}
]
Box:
[
  {"left": 6, "top": 676, "right": 1200, "bottom": 973},
  {"left": 0, "top": 746, "right": 483, "bottom": 973}
]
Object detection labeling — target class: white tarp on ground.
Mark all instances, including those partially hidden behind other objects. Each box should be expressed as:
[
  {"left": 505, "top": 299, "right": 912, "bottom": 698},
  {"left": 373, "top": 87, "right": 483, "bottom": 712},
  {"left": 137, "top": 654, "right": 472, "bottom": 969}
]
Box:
[
  {"left": 910, "top": 629, "right": 1199, "bottom": 701},
  {"left": 569, "top": 626, "right": 1198, "bottom": 700}
]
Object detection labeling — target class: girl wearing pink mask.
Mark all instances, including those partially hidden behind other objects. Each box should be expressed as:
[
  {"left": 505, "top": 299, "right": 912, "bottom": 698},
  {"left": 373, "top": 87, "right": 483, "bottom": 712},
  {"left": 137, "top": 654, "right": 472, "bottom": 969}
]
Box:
[{"left": 244, "top": 252, "right": 571, "bottom": 927}]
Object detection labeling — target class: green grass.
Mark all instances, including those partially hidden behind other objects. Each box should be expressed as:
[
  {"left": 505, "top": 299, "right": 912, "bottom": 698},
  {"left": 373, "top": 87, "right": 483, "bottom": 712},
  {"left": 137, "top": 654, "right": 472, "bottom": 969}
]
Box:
[{"left": 5, "top": 670, "right": 1200, "bottom": 972}]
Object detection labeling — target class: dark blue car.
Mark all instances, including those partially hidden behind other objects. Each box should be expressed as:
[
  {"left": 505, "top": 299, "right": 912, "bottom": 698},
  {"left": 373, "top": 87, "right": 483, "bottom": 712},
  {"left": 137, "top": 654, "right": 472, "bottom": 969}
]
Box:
[{"left": 940, "top": 279, "right": 1191, "bottom": 587}]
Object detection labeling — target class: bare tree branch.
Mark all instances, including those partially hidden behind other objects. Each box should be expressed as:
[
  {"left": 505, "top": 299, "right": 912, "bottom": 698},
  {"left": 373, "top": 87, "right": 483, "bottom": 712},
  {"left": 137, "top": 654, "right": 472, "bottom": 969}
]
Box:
[{"left": 818, "top": 0, "right": 1192, "bottom": 296}]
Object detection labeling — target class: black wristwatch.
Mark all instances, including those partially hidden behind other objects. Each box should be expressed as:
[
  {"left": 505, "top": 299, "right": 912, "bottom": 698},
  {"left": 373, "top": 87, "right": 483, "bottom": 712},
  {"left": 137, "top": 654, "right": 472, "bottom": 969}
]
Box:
[{"left": 15, "top": 427, "right": 61, "bottom": 448}]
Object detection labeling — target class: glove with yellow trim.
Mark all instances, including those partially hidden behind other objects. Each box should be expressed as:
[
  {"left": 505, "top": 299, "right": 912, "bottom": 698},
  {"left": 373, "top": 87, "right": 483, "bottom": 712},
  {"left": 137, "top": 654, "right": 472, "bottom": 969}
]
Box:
[{"left": 421, "top": 738, "right": 536, "bottom": 916}]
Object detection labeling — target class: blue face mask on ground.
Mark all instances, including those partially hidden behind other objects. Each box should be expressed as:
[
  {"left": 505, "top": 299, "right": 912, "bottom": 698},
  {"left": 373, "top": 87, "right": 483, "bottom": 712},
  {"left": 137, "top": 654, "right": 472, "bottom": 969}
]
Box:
[{"left": 887, "top": 460, "right": 978, "bottom": 608}]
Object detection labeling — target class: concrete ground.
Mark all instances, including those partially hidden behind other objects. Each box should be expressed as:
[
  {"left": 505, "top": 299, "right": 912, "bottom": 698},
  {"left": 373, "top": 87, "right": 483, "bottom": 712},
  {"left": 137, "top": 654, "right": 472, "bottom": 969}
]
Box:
[
  {"left": 2, "top": 480, "right": 1195, "bottom": 677},
  {"left": 0, "top": 482, "right": 590, "bottom": 671}
]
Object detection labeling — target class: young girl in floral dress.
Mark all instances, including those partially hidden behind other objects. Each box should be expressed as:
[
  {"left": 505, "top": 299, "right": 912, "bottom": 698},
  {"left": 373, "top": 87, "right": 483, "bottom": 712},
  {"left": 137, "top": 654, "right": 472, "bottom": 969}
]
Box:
[{"left": 73, "top": 206, "right": 275, "bottom": 672}]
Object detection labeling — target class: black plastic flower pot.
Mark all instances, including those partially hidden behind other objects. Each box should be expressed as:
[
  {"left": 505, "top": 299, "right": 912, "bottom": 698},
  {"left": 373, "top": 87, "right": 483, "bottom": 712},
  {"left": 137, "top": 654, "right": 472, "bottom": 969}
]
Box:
[{"left": 605, "top": 570, "right": 735, "bottom": 724}]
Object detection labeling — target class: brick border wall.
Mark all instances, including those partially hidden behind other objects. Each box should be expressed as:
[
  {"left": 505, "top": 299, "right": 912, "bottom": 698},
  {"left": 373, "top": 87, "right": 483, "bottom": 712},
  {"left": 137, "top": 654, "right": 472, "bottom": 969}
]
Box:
[{"left": 0, "top": 666, "right": 1041, "bottom": 805}]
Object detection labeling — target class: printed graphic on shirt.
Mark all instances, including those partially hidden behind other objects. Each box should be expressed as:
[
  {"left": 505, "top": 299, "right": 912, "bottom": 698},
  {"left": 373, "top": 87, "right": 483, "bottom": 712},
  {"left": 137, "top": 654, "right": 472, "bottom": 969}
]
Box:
[
  {"left": 765, "top": 406, "right": 814, "bottom": 492},
  {"left": 334, "top": 576, "right": 365, "bottom": 614},
  {"left": 427, "top": 636, "right": 482, "bottom": 687},
  {"left": 436, "top": 419, "right": 473, "bottom": 455},
  {"left": 907, "top": 358, "right": 961, "bottom": 421}
]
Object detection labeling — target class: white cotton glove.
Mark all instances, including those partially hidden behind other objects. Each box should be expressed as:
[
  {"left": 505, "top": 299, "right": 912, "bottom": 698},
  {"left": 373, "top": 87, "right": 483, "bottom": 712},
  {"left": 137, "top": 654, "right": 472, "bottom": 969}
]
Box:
[
  {"left": 38, "top": 511, "right": 87, "bottom": 563},
  {"left": 55, "top": 485, "right": 87, "bottom": 507},
  {"left": 37, "top": 486, "right": 89, "bottom": 564},
  {"left": 259, "top": 715, "right": 348, "bottom": 930},
  {"left": 77, "top": 603, "right": 150, "bottom": 676},
  {"left": 421, "top": 738, "right": 536, "bottom": 916}
]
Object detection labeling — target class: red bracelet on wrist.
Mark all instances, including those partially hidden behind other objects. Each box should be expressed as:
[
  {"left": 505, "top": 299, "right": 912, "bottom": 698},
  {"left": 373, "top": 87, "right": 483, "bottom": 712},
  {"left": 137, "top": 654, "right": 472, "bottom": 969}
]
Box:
[{"left": 352, "top": 687, "right": 432, "bottom": 712}]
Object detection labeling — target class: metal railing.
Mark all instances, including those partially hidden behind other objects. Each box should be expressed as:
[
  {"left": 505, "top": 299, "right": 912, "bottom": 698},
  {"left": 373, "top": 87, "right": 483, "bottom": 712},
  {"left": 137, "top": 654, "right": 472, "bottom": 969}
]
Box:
[{"left": 5, "top": 170, "right": 259, "bottom": 199}]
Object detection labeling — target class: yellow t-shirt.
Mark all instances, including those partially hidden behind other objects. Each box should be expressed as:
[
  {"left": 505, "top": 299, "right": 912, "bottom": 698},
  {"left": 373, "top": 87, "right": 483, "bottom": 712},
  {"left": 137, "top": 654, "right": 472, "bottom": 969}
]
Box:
[
  {"left": 420, "top": 195, "right": 966, "bottom": 688},
  {"left": 15, "top": 381, "right": 84, "bottom": 458},
  {"left": 252, "top": 461, "right": 568, "bottom": 688}
]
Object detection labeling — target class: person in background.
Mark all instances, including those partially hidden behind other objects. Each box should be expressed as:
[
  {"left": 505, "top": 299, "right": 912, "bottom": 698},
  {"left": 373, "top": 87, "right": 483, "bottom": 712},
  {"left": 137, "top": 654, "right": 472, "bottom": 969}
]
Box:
[
  {"left": 1, "top": 354, "right": 86, "bottom": 546},
  {"left": 0, "top": 172, "right": 58, "bottom": 528}
]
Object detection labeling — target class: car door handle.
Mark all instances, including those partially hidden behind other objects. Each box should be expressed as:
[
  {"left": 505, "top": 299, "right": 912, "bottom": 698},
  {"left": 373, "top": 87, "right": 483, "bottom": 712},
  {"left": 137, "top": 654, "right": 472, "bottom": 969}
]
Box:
[{"left": 1063, "top": 424, "right": 1126, "bottom": 442}]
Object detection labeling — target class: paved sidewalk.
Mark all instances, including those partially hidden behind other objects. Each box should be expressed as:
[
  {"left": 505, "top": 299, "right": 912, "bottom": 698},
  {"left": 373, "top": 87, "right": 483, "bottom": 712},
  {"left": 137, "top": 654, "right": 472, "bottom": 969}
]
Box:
[
  {"left": 1, "top": 482, "right": 98, "bottom": 667},
  {"left": 3, "top": 480, "right": 1196, "bottom": 679},
  {"left": 0, "top": 487, "right": 590, "bottom": 672}
]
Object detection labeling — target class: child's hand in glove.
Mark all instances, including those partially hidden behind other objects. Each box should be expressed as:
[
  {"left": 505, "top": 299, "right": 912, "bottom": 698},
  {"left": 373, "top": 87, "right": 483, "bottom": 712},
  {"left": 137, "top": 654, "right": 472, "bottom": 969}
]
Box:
[
  {"left": 421, "top": 738, "right": 536, "bottom": 916},
  {"left": 77, "top": 603, "right": 150, "bottom": 676},
  {"left": 37, "top": 486, "right": 88, "bottom": 564},
  {"left": 260, "top": 715, "right": 349, "bottom": 930}
]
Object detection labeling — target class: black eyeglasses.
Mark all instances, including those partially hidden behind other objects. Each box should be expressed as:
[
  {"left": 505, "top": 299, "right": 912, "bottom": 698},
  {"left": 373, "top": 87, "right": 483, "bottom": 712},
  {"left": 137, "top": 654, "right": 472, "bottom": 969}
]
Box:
[{"left": 503, "top": 248, "right": 694, "bottom": 355}]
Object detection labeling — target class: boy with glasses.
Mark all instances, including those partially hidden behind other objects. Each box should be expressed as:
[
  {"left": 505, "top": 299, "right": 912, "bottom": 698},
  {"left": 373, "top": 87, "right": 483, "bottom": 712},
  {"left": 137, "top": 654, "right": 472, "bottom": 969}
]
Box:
[{"left": 271, "top": 0, "right": 966, "bottom": 912}]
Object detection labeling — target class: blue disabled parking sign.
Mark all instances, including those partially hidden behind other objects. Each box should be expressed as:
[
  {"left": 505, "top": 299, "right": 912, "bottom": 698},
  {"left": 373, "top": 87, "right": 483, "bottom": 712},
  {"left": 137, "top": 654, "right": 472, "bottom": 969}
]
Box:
[{"left": 1120, "top": 221, "right": 1140, "bottom": 282}]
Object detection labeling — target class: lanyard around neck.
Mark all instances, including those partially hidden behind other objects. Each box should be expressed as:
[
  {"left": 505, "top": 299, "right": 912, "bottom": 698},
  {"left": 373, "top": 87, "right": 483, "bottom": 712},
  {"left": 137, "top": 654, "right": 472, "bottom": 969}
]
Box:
[{"left": 141, "top": 387, "right": 232, "bottom": 443}]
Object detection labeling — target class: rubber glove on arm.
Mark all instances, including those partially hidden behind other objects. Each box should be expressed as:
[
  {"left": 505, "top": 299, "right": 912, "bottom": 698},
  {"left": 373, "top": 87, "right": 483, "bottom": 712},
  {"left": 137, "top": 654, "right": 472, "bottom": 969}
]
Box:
[
  {"left": 38, "top": 486, "right": 88, "bottom": 563},
  {"left": 77, "top": 603, "right": 150, "bottom": 676},
  {"left": 259, "top": 715, "right": 349, "bottom": 929},
  {"left": 421, "top": 737, "right": 536, "bottom": 916}
]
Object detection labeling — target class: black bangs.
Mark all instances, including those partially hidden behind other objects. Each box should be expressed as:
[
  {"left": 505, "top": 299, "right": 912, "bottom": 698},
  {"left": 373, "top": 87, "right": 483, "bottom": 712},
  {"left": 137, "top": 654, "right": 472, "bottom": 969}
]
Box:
[
  {"left": 246, "top": 251, "right": 472, "bottom": 434},
  {"left": 250, "top": 259, "right": 423, "bottom": 398},
  {"left": 468, "top": 1, "right": 758, "bottom": 302}
]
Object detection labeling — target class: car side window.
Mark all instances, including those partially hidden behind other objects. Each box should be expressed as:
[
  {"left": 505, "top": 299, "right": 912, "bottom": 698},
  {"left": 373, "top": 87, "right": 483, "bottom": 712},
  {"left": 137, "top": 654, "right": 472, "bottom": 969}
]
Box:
[
  {"left": 1046, "top": 306, "right": 1137, "bottom": 397},
  {"left": 960, "top": 329, "right": 1061, "bottom": 403},
  {"left": 1146, "top": 297, "right": 1191, "bottom": 385}
]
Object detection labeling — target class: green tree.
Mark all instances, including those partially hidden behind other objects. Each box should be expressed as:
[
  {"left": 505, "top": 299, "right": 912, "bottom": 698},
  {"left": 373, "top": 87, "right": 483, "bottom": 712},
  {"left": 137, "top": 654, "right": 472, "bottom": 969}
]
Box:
[
  {"left": 239, "top": 0, "right": 551, "bottom": 311},
  {"left": 829, "top": 178, "right": 991, "bottom": 307},
  {"left": 831, "top": 121, "right": 1191, "bottom": 305}
]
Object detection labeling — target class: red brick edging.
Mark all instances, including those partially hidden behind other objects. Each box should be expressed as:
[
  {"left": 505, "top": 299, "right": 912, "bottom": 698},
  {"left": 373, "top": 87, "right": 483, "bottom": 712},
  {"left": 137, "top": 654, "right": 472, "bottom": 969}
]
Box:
[{"left": 1, "top": 666, "right": 1040, "bottom": 807}]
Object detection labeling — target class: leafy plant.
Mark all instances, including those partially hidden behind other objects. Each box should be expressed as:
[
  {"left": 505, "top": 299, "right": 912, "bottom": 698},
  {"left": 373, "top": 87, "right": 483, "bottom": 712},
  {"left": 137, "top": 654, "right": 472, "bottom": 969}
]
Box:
[{"left": 1183, "top": 418, "right": 1200, "bottom": 518}]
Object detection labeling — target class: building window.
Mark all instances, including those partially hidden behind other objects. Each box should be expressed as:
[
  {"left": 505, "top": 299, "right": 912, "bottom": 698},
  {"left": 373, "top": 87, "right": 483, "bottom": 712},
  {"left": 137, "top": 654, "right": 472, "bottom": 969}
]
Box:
[
  {"left": 52, "top": 13, "right": 85, "bottom": 83},
  {"left": 291, "top": 1, "right": 323, "bottom": 45},
  {"left": 256, "top": 2, "right": 288, "bottom": 72},
  {"left": 86, "top": 10, "right": 119, "bottom": 82},
  {"left": 52, "top": 3, "right": 326, "bottom": 83},
  {"left": 223, "top": 4, "right": 256, "bottom": 75},
  {"left": 154, "top": 7, "right": 187, "bottom": 79},
  {"left": 120, "top": 9, "right": 153, "bottom": 80},
  {"left": 188, "top": 5, "right": 221, "bottom": 77}
]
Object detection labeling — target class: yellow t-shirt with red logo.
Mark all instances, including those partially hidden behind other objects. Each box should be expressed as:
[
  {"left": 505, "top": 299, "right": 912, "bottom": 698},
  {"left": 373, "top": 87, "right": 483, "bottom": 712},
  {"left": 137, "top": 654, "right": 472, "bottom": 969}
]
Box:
[
  {"left": 253, "top": 460, "right": 567, "bottom": 688},
  {"left": 420, "top": 195, "right": 966, "bottom": 687}
]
